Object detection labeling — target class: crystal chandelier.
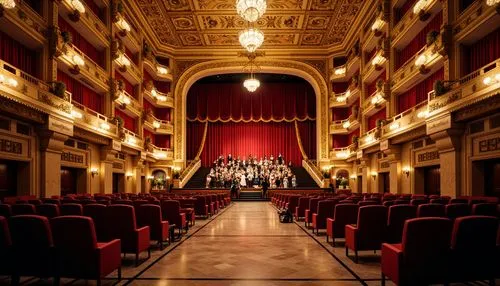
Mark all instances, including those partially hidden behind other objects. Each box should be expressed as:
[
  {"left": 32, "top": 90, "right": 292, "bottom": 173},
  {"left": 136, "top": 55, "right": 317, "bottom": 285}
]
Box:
[
  {"left": 243, "top": 57, "right": 260, "bottom": 92},
  {"left": 236, "top": 0, "right": 267, "bottom": 22},
  {"left": 239, "top": 29, "right": 264, "bottom": 53}
]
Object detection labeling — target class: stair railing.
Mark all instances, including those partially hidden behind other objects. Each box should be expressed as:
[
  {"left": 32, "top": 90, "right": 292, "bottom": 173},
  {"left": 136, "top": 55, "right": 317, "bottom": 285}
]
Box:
[{"left": 302, "top": 159, "right": 327, "bottom": 188}]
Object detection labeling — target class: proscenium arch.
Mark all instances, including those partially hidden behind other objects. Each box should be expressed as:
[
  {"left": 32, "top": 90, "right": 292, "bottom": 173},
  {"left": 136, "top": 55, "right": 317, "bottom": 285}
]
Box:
[{"left": 173, "top": 58, "right": 329, "bottom": 167}]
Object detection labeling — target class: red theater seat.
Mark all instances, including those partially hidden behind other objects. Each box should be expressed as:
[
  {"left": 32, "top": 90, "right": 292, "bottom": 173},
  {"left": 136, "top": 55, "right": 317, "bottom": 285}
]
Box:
[
  {"left": 83, "top": 204, "right": 108, "bottom": 242},
  {"left": 305, "top": 197, "right": 321, "bottom": 228},
  {"left": 312, "top": 200, "right": 336, "bottom": 235},
  {"left": 0, "top": 216, "right": 11, "bottom": 276},
  {"left": 294, "top": 197, "right": 310, "bottom": 221},
  {"left": 0, "top": 204, "right": 12, "bottom": 218},
  {"left": 9, "top": 215, "right": 55, "bottom": 282},
  {"left": 381, "top": 217, "right": 452, "bottom": 285},
  {"left": 472, "top": 203, "right": 499, "bottom": 217},
  {"left": 136, "top": 204, "right": 170, "bottom": 249},
  {"left": 51, "top": 216, "right": 121, "bottom": 284},
  {"left": 417, "top": 203, "right": 446, "bottom": 218},
  {"left": 11, "top": 204, "right": 36, "bottom": 215},
  {"left": 133, "top": 200, "right": 149, "bottom": 209},
  {"left": 445, "top": 203, "right": 470, "bottom": 220},
  {"left": 345, "top": 205, "right": 388, "bottom": 263},
  {"left": 60, "top": 203, "right": 83, "bottom": 216},
  {"left": 162, "top": 200, "right": 187, "bottom": 236},
  {"left": 194, "top": 196, "right": 209, "bottom": 218},
  {"left": 386, "top": 205, "right": 417, "bottom": 243},
  {"left": 326, "top": 203, "right": 358, "bottom": 246},
  {"left": 450, "top": 216, "right": 498, "bottom": 284},
  {"left": 36, "top": 204, "right": 60, "bottom": 219}
]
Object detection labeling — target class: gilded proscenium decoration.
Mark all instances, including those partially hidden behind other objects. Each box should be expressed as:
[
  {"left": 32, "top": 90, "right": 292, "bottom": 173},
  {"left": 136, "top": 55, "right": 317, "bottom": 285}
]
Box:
[{"left": 135, "top": 0, "right": 365, "bottom": 48}]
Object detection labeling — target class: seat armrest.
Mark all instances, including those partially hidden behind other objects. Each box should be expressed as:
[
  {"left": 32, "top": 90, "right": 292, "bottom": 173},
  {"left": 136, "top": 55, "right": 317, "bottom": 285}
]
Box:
[
  {"left": 135, "top": 226, "right": 151, "bottom": 252},
  {"left": 345, "top": 224, "right": 358, "bottom": 250},
  {"left": 161, "top": 221, "right": 169, "bottom": 239},
  {"left": 381, "top": 243, "right": 403, "bottom": 284},
  {"left": 97, "top": 239, "right": 121, "bottom": 277}
]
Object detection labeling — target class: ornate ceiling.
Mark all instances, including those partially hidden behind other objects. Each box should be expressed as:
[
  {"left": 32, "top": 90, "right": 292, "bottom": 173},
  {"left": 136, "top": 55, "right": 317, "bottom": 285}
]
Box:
[{"left": 134, "top": 0, "right": 366, "bottom": 50}]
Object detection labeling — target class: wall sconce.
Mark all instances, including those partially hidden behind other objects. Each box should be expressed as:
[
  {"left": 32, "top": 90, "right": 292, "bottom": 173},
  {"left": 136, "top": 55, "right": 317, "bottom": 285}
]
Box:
[
  {"left": 371, "top": 171, "right": 377, "bottom": 180},
  {"left": 350, "top": 175, "right": 357, "bottom": 181},
  {"left": 126, "top": 172, "right": 133, "bottom": 180},
  {"left": 402, "top": 167, "right": 411, "bottom": 177},
  {"left": 90, "top": 168, "right": 99, "bottom": 177}
]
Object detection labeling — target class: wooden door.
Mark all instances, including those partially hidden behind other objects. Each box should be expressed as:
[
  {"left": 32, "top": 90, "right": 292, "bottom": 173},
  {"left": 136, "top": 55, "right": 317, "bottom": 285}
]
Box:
[{"left": 424, "top": 166, "right": 441, "bottom": 195}]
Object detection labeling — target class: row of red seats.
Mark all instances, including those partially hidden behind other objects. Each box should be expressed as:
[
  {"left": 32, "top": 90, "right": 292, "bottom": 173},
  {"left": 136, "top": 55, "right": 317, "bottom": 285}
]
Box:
[
  {"left": 381, "top": 216, "right": 499, "bottom": 285},
  {"left": 0, "top": 215, "right": 122, "bottom": 285}
]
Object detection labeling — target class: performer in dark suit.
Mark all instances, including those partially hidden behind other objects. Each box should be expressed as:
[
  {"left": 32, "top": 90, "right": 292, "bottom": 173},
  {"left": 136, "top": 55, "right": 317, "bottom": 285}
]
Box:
[
  {"left": 261, "top": 178, "right": 269, "bottom": 199},
  {"left": 227, "top": 153, "right": 233, "bottom": 163},
  {"left": 278, "top": 153, "right": 283, "bottom": 165}
]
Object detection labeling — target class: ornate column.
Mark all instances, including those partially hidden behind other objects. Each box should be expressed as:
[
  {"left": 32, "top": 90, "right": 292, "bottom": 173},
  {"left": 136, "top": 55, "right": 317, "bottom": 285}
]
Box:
[
  {"left": 38, "top": 129, "right": 69, "bottom": 198},
  {"left": 100, "top": 146, "right": 117, "bottom": 194},
  {"left": 131, "top": 154, "right": 144, "bottom": 194},
  {"left": 382, "top": 143, "right": 402, "bottom": 194},
  {"left": 359, "top": 156, "right": 370, "bottom": 193},
  {"left": 428, "top": 113, "right": 464, "bottom": 197}
]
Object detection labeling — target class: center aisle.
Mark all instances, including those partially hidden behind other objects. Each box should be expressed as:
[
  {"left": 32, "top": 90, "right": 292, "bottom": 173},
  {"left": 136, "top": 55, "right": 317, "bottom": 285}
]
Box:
[{"left": 128, "top": 202, "right": 367, "bottom": 285}]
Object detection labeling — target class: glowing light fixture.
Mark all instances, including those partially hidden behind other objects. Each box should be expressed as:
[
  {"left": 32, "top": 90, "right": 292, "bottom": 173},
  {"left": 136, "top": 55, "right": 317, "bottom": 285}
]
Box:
[
  {"left": 116, "top": 17, "right": 131, "bottom": 32},
  {"left": 487, "top": 0, "right": 500, "bottom": 6},
  {"left": 402, "top": 166, "right": 411, "bottom": 177},
  {"left": 71, "top": 110, "right": 83, "bottom": 119},
  {"left": 336, "top": 95, "right": 346, "bottom": 102},
  {"left": 371, "top": 53, "right": 386, "bottom": 67},
  {"left": 371, "top": 92, "right": 384, "bottom": 105},
  {"left": 72, "top": 54, "right": 85, "bottom": 66},
  {"left": 0, "top": 0, "right": 16, "bottom": 9},
  {"left": 90, "top": 167, "right": 99, "bottom": 176},
  {"left": 69, "top": 0, "right": 85, "bottom": 14},
  {"left": 115, "top": 53, "right": 130, "bottom": 67},
  {"left": 371, "top": 171, "right": 377, "bottom": 179},
  {"left": 239, "top": 29, "right": 264, "bottom": 53},
  {"left": 365, "top": 134, "right": 375, "bottom": 143},
  {"left": 342, "top": 120, "right": 351, "bottom": 129},
  {"left": 371, "top": 18, "right": 385, "bottom": 33},
  {"left": 100, "top": 122, "right": 110, "bottom": 131},
  {"left": 157, "top": 95, "right": 167, "bottom": 102},
  {"left": 336, "top": 151, "right": 350, "bottom": 159},
  {"left": 417, "top": 110, "right": 429, "bottom": 118},
  {"left": 483, "top": 74, "right": 500, "bottom": 85},
  {"left": 126, "top": 136, "right": 136, "bottom": 145},
  {"left": 0, "top": 74, "right": 5, "bottom": 84},
  {"left": 154, "top": 151, "right": 167, "bottom": 159},
  {"left": 243, "top": 78, "right": 260, "bottom": 92},
  {"left": 6, "top": 78, "right": 18, "bottom": 88},
  {"left": 415, "top": 54, "right": 427, "bottom": 67},
  {"left": 236, "top": 0, "right": 267, "bottom": 22},
  {"left": 119, "top": 93, "right": 131, "bottom": 105},
  {"left": 157, "top": 66, "right": 168, "bottom": 75},
  {"left": 150, "top": 89, "right": 158, "bottom": 98},
  {"left": 413, "top": 0, "right": 429, "bottom": 15},
  {"left": 152, "top": 121, "right": 161, "bottom": 129},
  {"left": 334, "top": 66, "right": 346, "bottom": 75},
  {"left": 389, "top": 122, "right": 400, "bottom": 130}
]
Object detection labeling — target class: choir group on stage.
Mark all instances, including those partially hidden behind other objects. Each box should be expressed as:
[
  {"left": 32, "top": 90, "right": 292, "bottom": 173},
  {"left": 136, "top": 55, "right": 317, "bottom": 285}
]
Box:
[{"left": 206, "top": 154, "right": 297, "bottom": 191}]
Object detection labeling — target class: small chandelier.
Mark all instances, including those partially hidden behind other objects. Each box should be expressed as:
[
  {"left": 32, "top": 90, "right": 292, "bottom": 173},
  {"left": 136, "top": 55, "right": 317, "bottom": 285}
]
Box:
[
  {"left": 236, "top": 0, "right": 267, "bottom": 22},
  {"left": 239, "top": 29, "right": 264, "bottom": 53},
  {"left": 0, "top": 0, "right": 16, "bottom": 9},
  {"left": 244, "top": 77, "right": 260, "bottom": 92}
]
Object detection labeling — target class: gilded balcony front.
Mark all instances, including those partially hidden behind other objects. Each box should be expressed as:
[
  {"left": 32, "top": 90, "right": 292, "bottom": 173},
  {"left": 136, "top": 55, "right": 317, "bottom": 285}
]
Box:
[
  {"left": 0, "top": 0, "right": 47, "bottom": 45},
  {"left": 381, "top": 100, "right": 428, "bottom": 138},
  {"left": 71, "top": 100, "right": 118, "bottom": 138}
]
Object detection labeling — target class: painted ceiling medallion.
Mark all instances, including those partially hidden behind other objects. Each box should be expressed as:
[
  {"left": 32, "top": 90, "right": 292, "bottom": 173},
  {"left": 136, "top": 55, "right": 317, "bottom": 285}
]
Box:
[{"left": 236, "top": 0, "right": 267, "bottom": 22}]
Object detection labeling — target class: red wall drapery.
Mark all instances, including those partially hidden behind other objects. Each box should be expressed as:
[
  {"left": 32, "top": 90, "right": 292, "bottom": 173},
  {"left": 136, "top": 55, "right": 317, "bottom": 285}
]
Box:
[
  {"left": 0, "top": 30, "right": 39, "bottom": 77},
  {"left": 332, "top": 82, "right": 349, "bottom": 93},
  {"left": 366, "top": 71, "right": 386, "bottom": 97},
  {"left": 58, "top": 70, "right": 103, "bottom": 113},
  {"left": 114, "top": 109, "right": 136, "bottom": 132},
  {"left": 187, "top": 82, "right": 315, "bottom": 122},
  {"left": 332, "top": 135, "right": 349, "bottom": 149},
  {"left": 114, "top": 72, "right": 135, "bottom": 98},
  {"left": 368, "top": 108, "right": 387, "bottom": 130},
  {"left": 463, "top": 28, "right": 500, "bottom": 75},
  {"left": 155, "top": 135, "right": 171, "bottom": 149},
  {"left": 333, "top": 108, "right": 349, "bottom": 121},
  {"left": 396, "top": 11, "right": 443, "bottom": 70},
  {"left": 195, "top": 121, "right": 306, "bottom": 167},
  {"left": 58, "top": 17, "right": 104, "bottom": 68},
  {"left": 397, "top": 67, "right": 443, "bottom": 113}
]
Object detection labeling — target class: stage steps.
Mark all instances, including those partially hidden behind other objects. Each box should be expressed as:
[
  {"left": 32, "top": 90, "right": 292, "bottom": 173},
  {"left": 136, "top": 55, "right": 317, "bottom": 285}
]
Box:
[
  {"left": 235, "top": 190, "right": 267, "bottom": 201},
  {"left": 290, "top": 167, "right": 319, "bottom": 188},
  {"left": 183, "top": 167, "right": 211, "bottom": 189}
]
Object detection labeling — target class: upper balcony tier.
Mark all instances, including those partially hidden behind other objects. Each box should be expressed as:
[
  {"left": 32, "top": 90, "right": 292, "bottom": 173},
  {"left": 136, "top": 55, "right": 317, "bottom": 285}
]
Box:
[
  {"left": 330, "top": 55, "right": 361, "bottom": 82},
  {"left": 381, "top": 100, "right": 428, "bottom": 139},
  {"left": 329, "top": 87, "right": 360, "bottom": 108},
  {"left": 113, "top": 12, "right": 141, "bottom": 54},
  {"left": 144, "top": 57, "right": 173, "bottom": 82},
  {"left": 358, "top": 127, "right": 380, "bottom": 149},
  {"left": 362, "top": 16, "right": 387, "bottom": 53},
  {"left": 115, "top": 90, "right": 141, "bottom": 118},
  {"left": 147, "top": 144, "right": 174, "bottom": 161},
  {"left": 58, "top": 0, "right": 110, "bottom": 49},
  {"left": 143, "top": 114, "right": 174, "bottom": 135},
  {"left": 363, "top": 49, "right": 387, "bottom": 83},
  {"left": 71, "top": 100, "right": 119, "bottom": 139},
  {"left": 0, "top": 1, "right": 47, "bottom": 47},
  {"left": 392, "top": 39, "right": 445, "bottom": 94},
  {"left": 330, "top": 118, "right": 360, "bottom": 135},
  {"left": 143, "top": 89, "right": 174, "bottom": 109},
  {"left": 114, "top": 52, "right": 141, "bottom": 85},
  {"left": 453, "top": 0, "right": 500, "bottom": 44},
  {"left": 391, "top": 0, "right": 442, "bottom": 49},
  {"left": 57, "top": 43, "right": 110, "bottom": 93},
  {"left": 0, "top": 59, "right": 72, "bottom": 119},
  {"left": 362, "top": 90, "right": 388, "bottom": 117},
  {"left": 330, "top": 143, "right": 357, "bottom": 160},
  {"left": 121, "top": 128, "right": 143, "bottom": 151},
  {"left": 428, "top": 59, "right": 500, "bottom": 116}
]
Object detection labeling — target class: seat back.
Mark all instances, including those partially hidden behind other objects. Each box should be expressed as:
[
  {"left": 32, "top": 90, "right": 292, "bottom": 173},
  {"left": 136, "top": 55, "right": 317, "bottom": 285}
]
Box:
[
  {"left": 43, "top": 198, "right": 61, "bottom": 205},
  {"left": 83, "top": 204, "right": 108, "bottom": 241},
  {"left": 287, "top": 196, "right": 300, "bottom": 211},
  {"left": 449, "top": 198, "right": 468, "bottom": 204},
  {"left": 445, "top": 203, "right": 470, "bottom": 220},
  {"left": 393, "top": 199, "right": 410, "bottom": 205},
  {"left": 60, "top": 203, "right": 83, "bottom": 216},
  {"left": 9, "top": 215, "right": 54, "bottom": 277},
  {"left": 133, "top": 200, "right": 149, "bottom": 209},
  {"left": 410, "top": 198, "right": 428, "bottom": 206},
  {"left": 194, "top": 196, "right": 207, "bottom": 215},
  {"left": 106, "top": 205, "right": 137, "bottom": 238},
  {"left": 417, "top": 203, "right": 445, "bottom": 218},
  {"left": 161, "top": 200, "right": 181, "bottom": 222},
  {"left": 401, "top": 217, "right": 452, "bottom": 282},
  {"left": 429, "top": 198, "right": 448, "bottom": 205},
  {"left": 383, "top": 201, "right": 395, "bottom": 207},
  {"left": 0, "top": 216, "right": 11, "bottom": 249},
  {"left": 357, "top": 205, "right": 388, "bottom": 239},
  {"left": 317, "top": 200, "right": 336, "bottom": 218},
  {"left": 137, "top": 204, "right": 163, "bottom": 239},
  {"left": 51, "top": 216, "right": 97, "bottom": 251},
  {"left": 387, "top": 205, "right": 417, "bottom": 243},
  {"left": 12, "top": 203, "right": 36, "bottom": 215},
  {"left": 36, "top": 204, "right": 60, "bottom": 218},
  {"left": 308, "top": 198, "right": 321, "bottom": 213},
  {"left": 113, "top": 199, "right": 133, "bottom": 206},
  {"left": 0, "top": 204, "right": 12, "bottom": 218},
  {"left": 332, "top": 203, "right": 358, "bottom": 237},
  {"left": 298, "top": 197, "right": 310, "bottom": 210},
  {"left": 358, "top": 201, "right": 380, "bottom": 206},
  {"left": 472, "top": 203, "right": 498, "bottom": 217}
]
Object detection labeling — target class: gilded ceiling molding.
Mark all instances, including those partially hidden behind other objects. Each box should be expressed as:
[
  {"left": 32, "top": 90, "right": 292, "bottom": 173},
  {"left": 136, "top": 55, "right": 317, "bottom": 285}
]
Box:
[{"left": 173, "top": 58, "right": 330, "bottom": 165}]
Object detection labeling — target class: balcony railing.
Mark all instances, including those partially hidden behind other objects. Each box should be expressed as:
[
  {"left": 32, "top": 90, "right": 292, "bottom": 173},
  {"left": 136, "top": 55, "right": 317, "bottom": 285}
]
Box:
[
  {"left": 362, "top": 91, "right": 386, "bottom": 116},
  {"left": 149, "top": 145, "right": 174, "bottom": 161},
  {"left": 71, "top": 100, "right": 118, "bottom": 136},
  {"left": 363, "top": 49, "right": 386, "bottom": 82},
  {"left": 331, "top": 143, "right": 357, "bottom": 160},
  {"left": 428, "top": 59, "right": 500, "bottom": 114},
  {"left": 382, "top": 100, "right": 428, "bottom": 137},
  {"left": 122, "top": 128, "right": 143, "bottom": 148},
  {"left": 0, "top": 59, "right": 72, "bottom": 117},
  {"left": 329, "top": 88, "right": 360, "bottom": 108},
  {"left": 145, "top": 114, "right": 174, "bottom": 134},
  {"left": 58, "top": 43, "right": 109, "bottom": 92},
  {"left": 144, "top": 56, "right": 173, "bottom": 82},
  {"left": 115, "top": 90, "right": 141, "bottom": 116},
  {"left": 1, "top": 0, "right": 47, "bottom": 44},
  {"left": 454, "top": 0, "right": 499, "bottom": 42},
  {"left": 143, "top": 89, "right": 175, "bottom": 108},
  {"left": 330, "top": 118, "right": 360, "bottom": 134},
  {"left": 113, "top": 13, "right": 141, "bottom": 52},
  {"left": 359, "top": 127, "right": 380, "bottom": 148}
]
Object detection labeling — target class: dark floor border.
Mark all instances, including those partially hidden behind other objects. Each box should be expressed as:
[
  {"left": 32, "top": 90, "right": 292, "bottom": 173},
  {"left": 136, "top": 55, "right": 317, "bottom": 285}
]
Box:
[
  {"left": 194, "top": 234, "right": 309, "bottom": 237},
  {"left": 130, "top": 277, "right": 362, "bottom": 281},
  {"left": 122, "top": 203, "right": 235, "bottom": 285}
]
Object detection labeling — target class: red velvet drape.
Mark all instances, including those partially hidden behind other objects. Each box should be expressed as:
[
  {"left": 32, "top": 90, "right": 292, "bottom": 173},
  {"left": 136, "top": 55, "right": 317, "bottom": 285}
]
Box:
[
  {"left": 332, "top": 135, "right": 349, "bottom": 148},
  {"left": 83, "top": 0, "right": 105, "bottom": 22},
  {"left": 463, "top": 28, "right": 500, "bottom": 75},
  {"left": 155, "top": 135, "right": 171, "bottom": 149},
  {"left": 198, "top": 121, "right": 304, "bottom": 167},
  {"left": 365, "top": 71, "right": 386, "bottom": 97},
  {"left": 397, "top": 67, "right": 443, "bottom": 113},
  {"left": 332, "top": 82, "right": 349, "bottom": 93},
  {"left": 58, "top": 17, "right": 104, "bottom": 67},
  {"left": 143, "top": 99, "right": 156, "bottom": 115},
  {"left": 143, "top": 129, "right": 154, "bottom": 143},
  {"left": 114, "top": 109, "right": 136, "bottom": 132},
  {"left": 155, "top": 81, "right": 171, "bottom": 93},
  {"left": 348, "top": 128, "right": 360, "bottom": 145},
  {"left": 366, "top": 47, "right": 377, "bottom": 64},
  {"left": 187, "top": 82, "right": 315, "bottom": 122},
  {"left": 396, "top": 11, "right": 443, "bottom": 70},
  {"left": 24, "top": 0, "right": 42, "bottom": 14},
  {"left": 58, "top": 70, "right": 103, "bottom": 113},
  {"left": 368, "top": 108, "right": 387, "bottom": 130},
  {"left": 333, "top": 108, "right": 349, "bottom": 121},
  {"left": 0, "top": 30, "right": 39, "bottom": 77},
  {"left": 186, "top": 121, "right": 206, "bottom": 160},
  {"left": 115, "top": 73, "right": 135, "bottom": 98},
  {"left": 156, "top": 109, "right": 171, "bottom": 122}
]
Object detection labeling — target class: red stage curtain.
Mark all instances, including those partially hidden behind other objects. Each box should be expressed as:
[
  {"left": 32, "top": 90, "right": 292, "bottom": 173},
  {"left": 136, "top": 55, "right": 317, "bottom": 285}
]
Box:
[
  {"left": 187, "top": 82, "right": 315, "bottom": 122},
  {"left": 58, "top": 17, "right": 103, "bottom": 67},
  {"left": 332, "top": 82, "right": 349, "bottom": 93},
  {"left": 114, "top": 73, "right": 135, "bottom": 97},
  {"left": 394, "top": 0, "right": 418, "bottom": 24},
  {"left": 365, "top": 71, "right": 386, "bottom": 97},
  {"left": 463, "top": 28, "right": 500, "bottom": 75},
  {"left": 196, "top": 121, "right": 305, "bottom": 167},
  {"left": 114, "top": 109, "right": 136, "bottom": 132},
  {"left": 186, "top": 121, "right": 206, "bottom": 160},
  {"left": 396, "top": 11, "right": 443, "bottom": 70},
  {"left": 83, "top": 0, "right": 105, "bottom": 21},
  {"left": 296, "top": 120, "right": 316, "bottom": 160},
  {"left": 0, "top": 30, "right": 39, "bottom": 77},
  {"left": 397, "top": 67, "right": 443, "bottom": 113},
  {"left": 368, "top": 108, "right": 387, "bottom": 130},
  {"left": 58, "top": 70, "right": 103, "bottom": 113}
]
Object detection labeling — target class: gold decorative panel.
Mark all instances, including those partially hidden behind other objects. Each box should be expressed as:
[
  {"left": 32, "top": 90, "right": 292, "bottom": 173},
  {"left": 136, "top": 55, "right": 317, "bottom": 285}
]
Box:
[{"left": 135, "top": 0, "right": 366, "bottom": 49}]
